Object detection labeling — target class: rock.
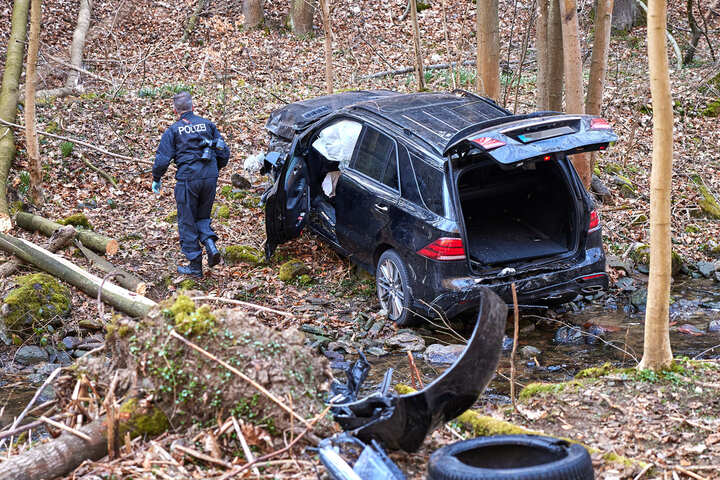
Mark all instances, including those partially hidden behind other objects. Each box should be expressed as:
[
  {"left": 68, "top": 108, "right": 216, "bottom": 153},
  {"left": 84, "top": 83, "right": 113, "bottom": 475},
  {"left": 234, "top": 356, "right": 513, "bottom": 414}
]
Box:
[
  {"left": 591, "top": 175, "right": 612, "bottom": 203},
  {"left": 520, "top": 345, "right": 541, "bottom": 359},
  {"left": 62, "top": 336, "right": 82, "bottom": 349},
  {"left": 300, "top": 324, "right": 328, "bottom": 336},
  {"left": 630, "top": 287, "right": 648, "bottom": 311},
  {"left": 79, "top": 318, "right": 103, "bottom": 330},
  {"left": 44, "top": 345, "right": 58, "bottom": 363},
  {"left": 56, "top": 351, "right": 73, "bottom": 366},
  {"left": 16, "top": 345, "right": 49, "bottom": 365},
  {"left": 73, "top": 349, "right": 91, "bottom": 358},
  {"left": 612, "top": 174, "right": 636, "bottom": 198},
  {"left": 34, "top": 362, "right": 61, "bottom": 378},
  {"left": 230, "top": 173, "right": 252, "bottom": 189},
  {"left": 385, "top": 331, "right": 425, "bottom": 352},
  {"left": 697, "top": 261, "right": 717, "bottom": 278},
  {"left": 628, "top": 243, "right": 650, "bottom": 267},
  {"left": 607, "top": 255, "right": 633, "bottom": 275},
  {"left": 614, "top": 276, "right": 636, "bottom": 292},
  {"left": 0, "top": 320, "right": 11, "bottom": 346},
  {"left": 223, "top": 245, "right": 263, "bottom": 265},
  {"left": 365, "top": 346, "right": 389, "bottom": 357},
  {"left": 1, "top": 274, "right": 71, "bottom": 339},
  {"left": 424, "top": 343, "right": 465, "bottom": 365},
  {"left": 278, "top": 259, "right": 309, "bottom": 282},
  {"left": 585, "top": 325, "right": 608, "bottom": 345},
  {"left": 502, "top": 336, "right": 514, "bottom": 351},
  {"left": 708, "top": 319, "right": 720, "bottom": 333},
  {"left": 554, "top": 326, "right": 584, "bottom": 345},
  {"left": 367, "top": 319, "right": 386, "bottom": 337}
]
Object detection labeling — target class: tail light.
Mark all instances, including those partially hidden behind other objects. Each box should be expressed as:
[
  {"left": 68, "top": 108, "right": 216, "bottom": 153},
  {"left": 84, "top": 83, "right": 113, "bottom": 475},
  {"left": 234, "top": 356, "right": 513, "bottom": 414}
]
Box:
[
  {"left": 590, "top": 118, "right": 612, "bottom": 130},
  {"left": 417, "top": 237, "right": 466, "bottom": 261},
  {"left": 588, "top": 210, "right": 600, "bottom": 232},
  {"left": 471, "top": 137, "right": 506, "bottom": 150}
]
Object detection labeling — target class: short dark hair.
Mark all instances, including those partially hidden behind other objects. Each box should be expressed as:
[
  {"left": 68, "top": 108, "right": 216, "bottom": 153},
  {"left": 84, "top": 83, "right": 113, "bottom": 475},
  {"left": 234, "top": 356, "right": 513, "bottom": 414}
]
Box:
[{"left": 173, "top": 91, "right": 193, "bottom": 113}]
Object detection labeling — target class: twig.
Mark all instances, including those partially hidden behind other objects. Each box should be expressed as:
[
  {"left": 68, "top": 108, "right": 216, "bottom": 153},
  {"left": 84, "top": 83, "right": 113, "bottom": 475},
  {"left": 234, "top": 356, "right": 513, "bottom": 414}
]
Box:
[
  {"left": 190, "top": 295, "right": 293, "bottom": 317},
  {"left": 675, "top": 466, "right": 708, "bottom": 480},
  {"left": 633, "top": 462, "right": 654, "bottom": 480},
  {"left": 407, "top": 351, "right": 424, "bottom": 389},
  {"left": 172, "top": 443, "right": 233, "bottom": 469},
  {"left": 83, "top": 156, "right": 118, "bottom": 187},
  {"left": 6, "top": 367, "right": 62, "bottom": 435},
  {"left": 40, "top": 416, "right": 92, "bottom": 441},
  {"left": 361, "top": 60, "right": 477, "bottom": 80},
  {"left": 0, "top": 413, "right": 71, "bottom": 440},
  {"left": 169, "top": 329, "right": 309, "bottom": 426},
  {"left": 232, "top": 417, "right": 260, "bottom": 476},
  {"left": 510, "top": 283, "right": 519, "bottom": 411},
  {"left": 42, "top": 52, "right": 115, "bottom": 85}
]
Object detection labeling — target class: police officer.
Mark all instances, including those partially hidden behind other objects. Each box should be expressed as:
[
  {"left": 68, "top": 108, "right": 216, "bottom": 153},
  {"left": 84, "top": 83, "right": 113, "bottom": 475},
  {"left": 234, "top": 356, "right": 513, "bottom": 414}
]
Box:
[{"left": 152, "top": 91, "right": 230, "bottom": 278}]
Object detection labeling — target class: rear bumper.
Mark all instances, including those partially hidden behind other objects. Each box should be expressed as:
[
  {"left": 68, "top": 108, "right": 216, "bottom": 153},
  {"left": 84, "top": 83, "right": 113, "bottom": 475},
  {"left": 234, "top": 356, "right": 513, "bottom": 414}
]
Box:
[{"left": 414, "top": 246, "right": 607, "bottom": 319}]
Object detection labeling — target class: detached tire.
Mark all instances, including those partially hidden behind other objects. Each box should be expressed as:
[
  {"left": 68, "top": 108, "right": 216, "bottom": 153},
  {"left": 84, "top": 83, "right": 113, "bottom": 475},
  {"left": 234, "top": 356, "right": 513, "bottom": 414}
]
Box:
[
  {"left": 376, "top": 249, "right": 414, "bottom": 327},
  {"left": 428, "top": 435, "right": 594, "bottom": 480}
]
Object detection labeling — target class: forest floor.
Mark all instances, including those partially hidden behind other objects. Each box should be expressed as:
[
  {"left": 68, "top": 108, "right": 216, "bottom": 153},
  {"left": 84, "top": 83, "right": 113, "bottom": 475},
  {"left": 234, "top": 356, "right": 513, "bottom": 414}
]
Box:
[{"left": 1, "top": 0, "right": 720, "bottom": 478}]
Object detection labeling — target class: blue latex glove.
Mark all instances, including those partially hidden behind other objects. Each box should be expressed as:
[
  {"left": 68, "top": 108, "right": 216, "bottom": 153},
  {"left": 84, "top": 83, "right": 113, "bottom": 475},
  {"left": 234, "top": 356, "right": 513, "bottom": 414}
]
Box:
[{"left": 152, "top": 180, "right": 162, "bottom": 194}]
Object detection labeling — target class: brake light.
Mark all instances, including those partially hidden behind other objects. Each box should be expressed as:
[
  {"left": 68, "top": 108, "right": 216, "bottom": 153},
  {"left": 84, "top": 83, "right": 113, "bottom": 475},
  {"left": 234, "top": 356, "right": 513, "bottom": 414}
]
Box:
[
  {"left": 582, "top": 273, "right": 606, "bottom": 281},
  {"left": 543, "top": 155, "right": 552, "bottom": 161},
  {"left": 588, "top": 210, "right": 600, "bottom": 232},
  {"left": 417, "top": 237, "right": 466, "bottom": 261},
  {"left": 471, "top": 137, "right": 506, "bottom": 150},
  {"left": 590, "top": 118, "right": 612, "bottom": 130}
]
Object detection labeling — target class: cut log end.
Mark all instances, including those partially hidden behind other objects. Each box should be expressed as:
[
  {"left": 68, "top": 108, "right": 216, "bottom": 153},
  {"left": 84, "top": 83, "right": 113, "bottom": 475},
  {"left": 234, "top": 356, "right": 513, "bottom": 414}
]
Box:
[
  {"left": 0, "top": 215, "right": 11, "bottom": 233},
  {"left": 106, "top": 239, "right": 119, "bottom": 256}
]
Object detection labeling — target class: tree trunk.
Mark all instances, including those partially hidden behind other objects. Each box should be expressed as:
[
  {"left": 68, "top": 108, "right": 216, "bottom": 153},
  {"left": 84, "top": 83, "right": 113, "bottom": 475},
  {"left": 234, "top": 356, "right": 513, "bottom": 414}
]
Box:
[
  {"left": 75, "top": 240, "right": 146, "bottom": 294},
  {"left": 15, "top": 211, "right": 119, "bottom": 255},
  {"left": 0, "top": 224, "right": 74, "bottom": 277},
  {"left": 0, "top": 232, "right": 156, "bottom": 317},
  {"left": 290, "top": 0, "right": 314, "bottom": 37},
  {"left": 639, "top": 0, "right": 673, "bottom": 371},
  {"left": 243, "top": 0, "right": 264, "bottom": 28},
  {"left": 559, "top": 0, "right": 591, "bottom": 189},
  {"left": 25, "top": 0, "right": 42, "bottom": 205},
  {"left": 476, "top": 0, "right": 500, "bottom": 100},
  {"left": 536, "top": 0, "right": 550, "bottom": 110},
  {"left": 611, "top": 0, "right": 640, "bottom": 31},
  {"left": 683, "top": 0, "right": 701, "bottom": 65},
  {"left": 409, "top": 0, "right": 425, "bottom": 91},
  {"left": 65, "top": 0, "right": 92, "bottom": 88},
  {"left": 547, "top": 0, "right": 564, "bottom": 111},
  {"left": 182, "top": 0, "right": 207, "bottom": 42},
  {"left": 320, "top": 0, "right": 333, "bottom": 94},
  {"left": 0, "top": 0, "right": 30, "bottom": 232}
]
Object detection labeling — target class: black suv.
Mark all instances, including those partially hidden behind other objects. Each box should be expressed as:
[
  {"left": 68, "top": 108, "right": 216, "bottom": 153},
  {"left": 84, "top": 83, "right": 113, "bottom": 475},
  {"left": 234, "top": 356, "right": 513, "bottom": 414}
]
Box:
[{"left": 262, "top": 90, "right": 617, "bottom": 325}]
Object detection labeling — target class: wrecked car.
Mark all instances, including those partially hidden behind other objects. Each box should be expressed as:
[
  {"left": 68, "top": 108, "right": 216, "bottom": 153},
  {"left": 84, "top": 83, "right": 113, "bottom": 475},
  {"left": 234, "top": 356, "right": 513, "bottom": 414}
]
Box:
[{"left": 262, "top": 90, "right": 617, "bottom": 325}]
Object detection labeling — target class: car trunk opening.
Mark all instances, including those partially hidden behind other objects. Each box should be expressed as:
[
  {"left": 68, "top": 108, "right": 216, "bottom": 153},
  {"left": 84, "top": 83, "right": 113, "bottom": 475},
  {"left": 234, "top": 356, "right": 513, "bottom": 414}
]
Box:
[{"left": 456, "top": 158, "right": 578, "bottom": 270}]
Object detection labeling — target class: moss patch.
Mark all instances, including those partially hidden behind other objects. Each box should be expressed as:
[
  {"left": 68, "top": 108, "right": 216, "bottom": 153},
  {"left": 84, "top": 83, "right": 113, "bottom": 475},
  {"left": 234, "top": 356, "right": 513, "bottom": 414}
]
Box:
[
  {"left": 178, "top": 279, "right": 197, "bottom": 290},
  {"left": 216, "top": 204, "right": 231, "bottom": 219},
  {"left": 702, "top": 99, "right": 720, "bottom": 117},
  {"left": 690, "top": 174, "right": 720, "bottom": 219},
  {"left": 223, "top": 245, "right": 263, "bottom": 265},
  {"left": 278, "top": 259, "right": 309, "bottom": 282},
  {"left": 2, "top": 273, "right": 71, "bottom": 334},
  {"left": 164, "top": 210, "right": 177, "bottom": 224},
  {"left": 163, "top": 295, "right": 215, "bottom": 336},
  {"left": 518, "top": 380, "right": 583, "bottom": 401},
  {"left": 57, "top": 213, "right": 92, "bottom": 230},
  {"left": 117, "top": 398, "right": 170, "bottom": 439}
]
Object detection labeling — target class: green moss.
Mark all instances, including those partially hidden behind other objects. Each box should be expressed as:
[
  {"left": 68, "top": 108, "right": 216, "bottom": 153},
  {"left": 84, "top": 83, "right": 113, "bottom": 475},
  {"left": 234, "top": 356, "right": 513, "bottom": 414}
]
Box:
[
  {"left": 117, "top": 398, "right": 170, "bottom": 439},
  {"left": 45, "top": 121, "right": 59, "bottom": 133},
  {"left": 240, "top": 196, "right": 261, "bottom": 209},
  {"left": 224, "top": 245, "right": 263, "bottom": 265},
  {"left": 457, "top": 410, "right": 540, "bottom": 436},
  {"left": 9, "top": 201, "right": 23, "bottom": 216},
  {"left": 576, "top": 362, "right": 615, "bottom": 379},
  {"left": 217, "top": 204, "right": 230, "bottom": 219},
  {"left": 60, "top": 141, "right": 74, "bottom": 157},
  {"left": 702, "top": 99, "right": 720, "bottom": 117},
  {"left": 297, "top": 274, "right": 312, "bottom": 285},
  {"left": 178, "top": 279, "right": 197, "bottom": 290},
  {"left": 57, "top": 213, "right": 92, "bottom": 230},
  {"left": 278, "top": 259, "right": 309, "bottom": 282},
  {"left": 416, "top": 0, "right": 431, "bottom": 11},
  {"left": 165, "top": 295, "right": 215, "bottom": 336},
  {"left": 164, "top": 210, "right": 177, "bottom": 224},
  {"left": 685, "top": 224, "right": 701, "bottom": 233},
  {"left": 690, "top": 174, "right": 720, "bottom": 219},
  {"left": 629, "top": 244, "right": 650, "bottom": 265},
  {"left": 2, "top": 274, "right": 71, "bottom": 333}
]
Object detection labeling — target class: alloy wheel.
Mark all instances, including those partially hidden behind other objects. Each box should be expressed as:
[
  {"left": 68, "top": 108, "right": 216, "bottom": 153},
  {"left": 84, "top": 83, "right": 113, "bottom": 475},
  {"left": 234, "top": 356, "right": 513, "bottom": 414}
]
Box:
[{"left": 377, "top": 258, "right": 405, "bottom": 320}]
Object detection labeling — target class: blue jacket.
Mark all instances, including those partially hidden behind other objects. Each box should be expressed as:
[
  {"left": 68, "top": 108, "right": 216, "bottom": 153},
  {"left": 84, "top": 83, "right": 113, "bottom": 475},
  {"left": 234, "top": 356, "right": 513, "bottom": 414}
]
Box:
[{"left": 153, "top": 111, "right": 230, "bottom": 182}]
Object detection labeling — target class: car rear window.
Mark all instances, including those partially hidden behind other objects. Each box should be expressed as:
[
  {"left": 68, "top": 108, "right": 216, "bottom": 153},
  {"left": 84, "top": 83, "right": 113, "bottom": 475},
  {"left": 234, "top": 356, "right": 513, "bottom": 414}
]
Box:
[
  {"left": 353, "top": 127, "right": 396, "bottom": 184},
  {"left": 411, "top": 154, "right": 448, "bottom": 217}
]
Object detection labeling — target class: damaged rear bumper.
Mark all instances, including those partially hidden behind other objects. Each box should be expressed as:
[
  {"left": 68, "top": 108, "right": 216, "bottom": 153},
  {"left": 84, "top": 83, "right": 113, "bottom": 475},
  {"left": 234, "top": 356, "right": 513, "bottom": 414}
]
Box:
[{"left": 418, "top": 247, "right": 607, "bottom": 318}]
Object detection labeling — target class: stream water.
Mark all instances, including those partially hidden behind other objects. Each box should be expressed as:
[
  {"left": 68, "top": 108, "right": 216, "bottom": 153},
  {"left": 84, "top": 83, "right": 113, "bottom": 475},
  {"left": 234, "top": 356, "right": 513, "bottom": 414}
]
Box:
[{"left": 359, "top": 278, "right": 720, "bottom": 403}]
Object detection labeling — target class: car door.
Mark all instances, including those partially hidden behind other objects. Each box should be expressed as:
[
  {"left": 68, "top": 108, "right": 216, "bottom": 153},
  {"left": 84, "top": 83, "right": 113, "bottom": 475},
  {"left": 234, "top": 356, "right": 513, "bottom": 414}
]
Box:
[
  {"left": 335, "top": 125, "right": 400, "bottom": 266},
  {"left": 264, "top": 151, "right": 311, "bottom": 260}
]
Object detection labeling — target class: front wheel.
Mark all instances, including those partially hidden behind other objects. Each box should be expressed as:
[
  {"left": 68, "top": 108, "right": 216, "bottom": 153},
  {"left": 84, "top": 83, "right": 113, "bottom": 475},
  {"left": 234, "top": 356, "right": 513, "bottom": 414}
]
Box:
[{"left": 376, "top": 249, "right": 414, "bottom": 326}]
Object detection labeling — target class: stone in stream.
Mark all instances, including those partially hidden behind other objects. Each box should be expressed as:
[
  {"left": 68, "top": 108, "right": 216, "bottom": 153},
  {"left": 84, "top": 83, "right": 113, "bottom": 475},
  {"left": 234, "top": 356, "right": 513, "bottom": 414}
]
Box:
[
  {"left": 424, "top": 343, "right": 465, "bottom": 365},
  {"left": 708, "top": 319, "right": 720, "bottom": 333},
  {"left": 697, "top": 261, "right": 717, "bottom": 278},
  {"left": 73, "top": 349, "right": 91, "bottom": 358},
  {"left": 384, "top": 331, "right": 425, "bottom": 352},
  {"left": 585, "top": 325, "right": 608, "bottom": 345},
  {"left": 554, "top": 326, "right": 585, "bottom": 345},
  {"left": 365, "top": 346, "right": 389, "bottom": 357},
  {"left": 56, "top": 350, "right": 73, "bottom": 366},
  {"left": 16, "top": 345, "right": 49, "bottom": 365},
  {"left": 630, "top": 287, "right": 648, "bottom": 311},
  {"left": 62, "top": 336, "right": 82, "bottom": 350},
  {"left": 520, "top": 345, "right": 542, "bottom": 359}
]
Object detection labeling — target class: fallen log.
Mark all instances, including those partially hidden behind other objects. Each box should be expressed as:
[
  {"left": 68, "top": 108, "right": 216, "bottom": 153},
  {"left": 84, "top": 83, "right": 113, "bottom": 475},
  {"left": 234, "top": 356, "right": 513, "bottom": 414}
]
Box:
[
  {"left": 0, "top": 224, "right": 75, "bottom": 277},
  {"left": 0, "top": 232, "right": 156, "bottom": 317},
  {"left": 16, "top": 211, "right": 119, "bottom": 255},
  {"left": 75, "top": 240, "right": 146, "bottom": 294}
]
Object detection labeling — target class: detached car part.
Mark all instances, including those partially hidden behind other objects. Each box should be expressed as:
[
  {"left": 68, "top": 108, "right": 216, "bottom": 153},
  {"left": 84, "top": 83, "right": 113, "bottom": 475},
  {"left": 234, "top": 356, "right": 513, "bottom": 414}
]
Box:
[
  {"left": 331, "top": 287, "right": 507, "bottom": 452},
  {"left": 318, "top": 434, "right": 406, "bottom": 480}
]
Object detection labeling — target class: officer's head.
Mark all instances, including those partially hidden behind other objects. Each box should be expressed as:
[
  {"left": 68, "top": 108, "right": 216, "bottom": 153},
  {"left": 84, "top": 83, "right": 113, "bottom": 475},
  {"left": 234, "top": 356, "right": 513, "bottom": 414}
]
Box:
[{"left": 173, "top": 91, "right": 193, "bottom": 116}]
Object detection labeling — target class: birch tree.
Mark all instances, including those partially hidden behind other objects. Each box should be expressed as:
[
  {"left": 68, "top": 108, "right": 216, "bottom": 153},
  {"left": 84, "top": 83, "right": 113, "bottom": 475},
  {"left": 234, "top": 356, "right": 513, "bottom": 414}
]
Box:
[
  {"left": 66, "top": 0, "right": 92, "bottom": 88},
  {"left": 476, "top": 0, "right": 500, "bottom": 100},
  {"left": 26, "top": 0, "right": 43, "bottom": 204},
  {"left": 409, "top": 0, "right": 425, "bottom": 91}
]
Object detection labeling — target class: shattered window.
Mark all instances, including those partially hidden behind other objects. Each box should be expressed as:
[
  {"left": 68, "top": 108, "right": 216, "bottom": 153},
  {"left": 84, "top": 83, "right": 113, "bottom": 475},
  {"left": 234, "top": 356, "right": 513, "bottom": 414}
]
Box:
[
  {"left": 311, "top": 119, "right": 363, "bottom": 169},
  {"left": 353, "top": 127, "right": 396, "bottom": 184}
]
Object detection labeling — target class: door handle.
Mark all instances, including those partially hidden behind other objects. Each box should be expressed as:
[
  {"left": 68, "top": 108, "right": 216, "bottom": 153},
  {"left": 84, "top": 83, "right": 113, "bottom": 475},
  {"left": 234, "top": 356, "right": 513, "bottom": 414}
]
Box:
[{"left": 374, "top": 203, "right": 389, "bottom": 212}]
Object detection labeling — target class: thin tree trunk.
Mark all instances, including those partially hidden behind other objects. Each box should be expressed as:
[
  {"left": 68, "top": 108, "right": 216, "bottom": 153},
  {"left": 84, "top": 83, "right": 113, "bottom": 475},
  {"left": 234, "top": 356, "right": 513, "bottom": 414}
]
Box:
[
  {"left": 547, "top": 0, "right": 564, "bottom": 111},
  {"left": 25, "top": 0, "right": 42, "bottom": 205},
  {"left": 182, "top": 0, "right": 207, "bottom": 42},
  {"left": 683, "top": 0, "right": 701, "bottom": 65},
  {"left": 476, "top": 0, "right": 500, "bottom": 100},
  {"left": 290, "top": 0, "right": 314, "bottom": 37},
  {"left": 16, "top": 211, "right": 119, "bottom": 255},
  {"left": 559, "top": 0, "right": 591, "bottom": 188},
  {"left": 243, "top": 0, "right": 264, "bottom": 28},
  {"left": 536, "top": 0, "right": 550, "bottom": 110},
  {"left": 639, "top": 0, "right": 673, "bottom": 371},
  {"left": 409, "top": 0, "right": 425, "bottom": 91},
  {"left": 0, "top": 0, "right": 30, "bottom": 232},
  {"left": 320, "top": 0, "right": 333, "bottom": 94},
  {"left": 65, "top": 0, "right": 92, "bottom": 88}
]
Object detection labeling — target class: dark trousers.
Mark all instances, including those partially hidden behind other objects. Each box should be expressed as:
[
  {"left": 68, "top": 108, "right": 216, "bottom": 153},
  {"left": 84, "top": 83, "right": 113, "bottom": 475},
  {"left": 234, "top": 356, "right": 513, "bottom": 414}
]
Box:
[{"left": 175, "top": 178, "right": 218, "bottom": 261}]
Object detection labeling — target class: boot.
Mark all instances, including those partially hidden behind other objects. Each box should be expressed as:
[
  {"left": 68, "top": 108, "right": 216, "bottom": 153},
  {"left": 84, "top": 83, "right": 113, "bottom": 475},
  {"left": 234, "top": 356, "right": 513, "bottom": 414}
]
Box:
[
  {"left": 204, "top": 238, "right": 221, "bottom": 268},
  {"left": 177, "top": 256, "right": 203, "bottom": 278}
]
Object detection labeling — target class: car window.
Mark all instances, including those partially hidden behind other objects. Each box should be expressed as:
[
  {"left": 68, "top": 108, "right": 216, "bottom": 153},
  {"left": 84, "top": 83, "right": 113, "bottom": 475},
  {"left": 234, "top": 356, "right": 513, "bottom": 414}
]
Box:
[
  {"left": 311, "top": 119, "right": 362, "bottom": 169},
  {"left": 382, "top": 146, "right": 398, "bottom": 190},
  {"left": 399, "top": 146, "right": 422, "bottom": 205},
  {"left": 411, "top": 153, "right": 449, "bottom": 217},
  {"left": 353, "top": 127, "right": 396, "bottom": 184}
]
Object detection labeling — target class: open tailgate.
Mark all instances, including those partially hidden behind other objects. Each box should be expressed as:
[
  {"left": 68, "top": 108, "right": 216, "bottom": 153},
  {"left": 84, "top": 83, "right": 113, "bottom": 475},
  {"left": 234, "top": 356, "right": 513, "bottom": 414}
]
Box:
[{"left": 443, "top": 114, "right": 618, "bottom": 164}]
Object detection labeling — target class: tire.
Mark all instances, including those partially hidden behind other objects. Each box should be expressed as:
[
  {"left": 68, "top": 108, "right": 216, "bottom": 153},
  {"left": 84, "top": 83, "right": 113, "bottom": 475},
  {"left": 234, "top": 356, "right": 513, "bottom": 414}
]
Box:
[
  {"left": 376, "top": 249, "right": 414, "bottom": 327},
  {"left": 428, "top": 435, "right": 594, "bottom": 480}
]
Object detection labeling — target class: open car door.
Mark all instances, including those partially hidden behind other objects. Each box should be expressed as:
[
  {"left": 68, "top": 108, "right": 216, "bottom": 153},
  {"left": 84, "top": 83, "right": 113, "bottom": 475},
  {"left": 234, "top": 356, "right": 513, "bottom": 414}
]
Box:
[
  {"left": 264, "top": 154, "right": 311, "bottom": 260},
  {"left": 443, "top": 113, "right": 617, "bottom": 165}
]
